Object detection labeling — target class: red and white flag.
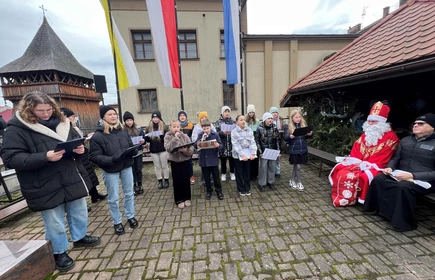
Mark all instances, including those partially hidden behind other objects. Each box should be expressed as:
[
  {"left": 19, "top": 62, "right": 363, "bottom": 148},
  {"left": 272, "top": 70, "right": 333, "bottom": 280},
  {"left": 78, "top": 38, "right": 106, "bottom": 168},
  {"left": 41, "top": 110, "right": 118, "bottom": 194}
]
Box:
[{"left": 146, "top": 0, "right": 180, "bottom": 88}]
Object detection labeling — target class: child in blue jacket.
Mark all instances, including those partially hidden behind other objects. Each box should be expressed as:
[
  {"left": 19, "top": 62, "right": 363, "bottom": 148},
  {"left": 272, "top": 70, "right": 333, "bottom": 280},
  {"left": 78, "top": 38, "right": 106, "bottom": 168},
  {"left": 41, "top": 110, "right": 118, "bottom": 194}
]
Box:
[{"left": 194, "top": 120, "right": 223, "bottom": 200}]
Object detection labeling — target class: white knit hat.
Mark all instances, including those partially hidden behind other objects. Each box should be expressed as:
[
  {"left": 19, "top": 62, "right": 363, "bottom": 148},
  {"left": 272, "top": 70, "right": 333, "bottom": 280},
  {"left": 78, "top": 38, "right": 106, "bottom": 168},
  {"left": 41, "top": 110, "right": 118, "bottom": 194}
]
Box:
[
  {"left": 247, "top": 104, "right": 255, "bottom": 113},
  {"left": 221, "top": 106, "right": 231, "bottom": 115},
  {"left": 262, "top": 112, "right": 273, "bottom": 121}
]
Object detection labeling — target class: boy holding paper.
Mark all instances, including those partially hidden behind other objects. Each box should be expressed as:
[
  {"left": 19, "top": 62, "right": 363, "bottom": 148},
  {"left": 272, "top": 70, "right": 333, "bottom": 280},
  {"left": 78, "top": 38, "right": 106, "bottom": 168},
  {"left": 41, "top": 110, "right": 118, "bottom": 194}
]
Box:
[
  {"left": 194, "top": 120, "right": 223, "bottom": 200},
  {"left": 255, "top": 112, "right": 281, "bottom": 192}
]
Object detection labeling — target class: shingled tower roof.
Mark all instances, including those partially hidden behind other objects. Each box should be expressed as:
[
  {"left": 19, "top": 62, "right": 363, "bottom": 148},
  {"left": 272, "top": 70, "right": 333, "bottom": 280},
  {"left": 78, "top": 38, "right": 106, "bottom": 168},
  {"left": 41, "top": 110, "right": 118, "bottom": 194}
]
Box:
[{"left": 0, "top": 16, "right": 93, "bottom": 79}]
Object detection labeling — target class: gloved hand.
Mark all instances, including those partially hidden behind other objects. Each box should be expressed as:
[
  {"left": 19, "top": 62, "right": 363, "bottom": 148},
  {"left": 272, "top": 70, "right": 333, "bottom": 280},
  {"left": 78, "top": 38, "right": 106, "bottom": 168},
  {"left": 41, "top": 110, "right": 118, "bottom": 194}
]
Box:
[
  {"left": 124, "top": 147, "right": 138, "bottom": 158},
  {"left": 112, "top": 150, "right": 125, "bottom": 163}
]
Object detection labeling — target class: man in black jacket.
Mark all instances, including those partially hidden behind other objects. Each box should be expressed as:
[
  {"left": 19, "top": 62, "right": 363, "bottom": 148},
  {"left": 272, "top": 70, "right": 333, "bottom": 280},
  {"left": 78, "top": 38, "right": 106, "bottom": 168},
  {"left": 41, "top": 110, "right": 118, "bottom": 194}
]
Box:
[{"left": 364, "top": 113, "right": 435, "bottom": 231}]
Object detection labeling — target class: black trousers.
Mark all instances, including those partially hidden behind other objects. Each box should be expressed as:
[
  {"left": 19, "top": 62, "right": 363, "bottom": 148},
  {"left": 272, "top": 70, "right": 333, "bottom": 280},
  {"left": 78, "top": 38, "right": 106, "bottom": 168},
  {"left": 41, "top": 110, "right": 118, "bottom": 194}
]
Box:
[
  {"left": 234, "top": 159, "right": 251, "bottom": 193},
  {"left": 250, "top": 155, "right": 259, "bottom": 179},
  {"left": 89, "top": 185, "right": 100, "bottom": 199},
  {"left": 364, "top": 174, "right": 432, "bottom": 231},
  {"left": 171, "top": 160, "right": 191, "bottom": 205},
  {"left": 221, "top": 156, "right": 235, "bottom": 174},
  {"left": 132, "top": 155, "right": 143, "bottom": 184},
  {"left": 202, "top": 166, "right": 222, "bottom": 193}
]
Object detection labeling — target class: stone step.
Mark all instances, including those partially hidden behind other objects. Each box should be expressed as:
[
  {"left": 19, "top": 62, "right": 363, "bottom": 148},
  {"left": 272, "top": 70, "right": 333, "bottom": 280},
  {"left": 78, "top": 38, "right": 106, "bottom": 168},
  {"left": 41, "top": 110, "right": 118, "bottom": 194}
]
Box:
[{"left": 0, "top": 240, "right": 55, "bottom": 280}]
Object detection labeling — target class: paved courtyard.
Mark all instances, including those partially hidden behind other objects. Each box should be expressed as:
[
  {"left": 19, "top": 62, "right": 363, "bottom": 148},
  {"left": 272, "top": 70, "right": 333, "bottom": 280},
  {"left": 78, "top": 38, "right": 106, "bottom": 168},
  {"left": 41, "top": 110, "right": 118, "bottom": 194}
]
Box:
[{"left": 1, "top": 159, "right": 435, "bottom": 280}]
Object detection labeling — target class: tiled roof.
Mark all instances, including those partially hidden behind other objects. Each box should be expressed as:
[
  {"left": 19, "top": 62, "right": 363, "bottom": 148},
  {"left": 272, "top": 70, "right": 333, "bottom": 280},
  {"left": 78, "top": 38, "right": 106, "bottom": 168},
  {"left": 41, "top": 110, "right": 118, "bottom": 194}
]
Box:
[
  {"left": 281, "top": 0, "right": 435, "bottom": 104},
  {"left": 0, "top": 17, "right": 94, "bottom": 79}
]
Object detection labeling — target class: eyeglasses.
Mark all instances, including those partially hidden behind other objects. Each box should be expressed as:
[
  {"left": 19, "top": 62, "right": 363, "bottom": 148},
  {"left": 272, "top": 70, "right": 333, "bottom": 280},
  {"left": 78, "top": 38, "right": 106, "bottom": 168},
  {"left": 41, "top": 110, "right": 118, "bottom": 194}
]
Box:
[
  {"left": 34, "top": 108, "right": 53, "bottom": 114},
  {"left": 413, "top": 122, "right": 426, "bottom": 126}
]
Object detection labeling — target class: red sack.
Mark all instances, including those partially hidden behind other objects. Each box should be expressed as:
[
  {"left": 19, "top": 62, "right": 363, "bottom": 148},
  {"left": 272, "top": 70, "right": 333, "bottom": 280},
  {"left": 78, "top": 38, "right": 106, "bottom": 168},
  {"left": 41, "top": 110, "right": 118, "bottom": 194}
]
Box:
[{"left": 331, "top": 164, "right": 360, "bottom": 207}]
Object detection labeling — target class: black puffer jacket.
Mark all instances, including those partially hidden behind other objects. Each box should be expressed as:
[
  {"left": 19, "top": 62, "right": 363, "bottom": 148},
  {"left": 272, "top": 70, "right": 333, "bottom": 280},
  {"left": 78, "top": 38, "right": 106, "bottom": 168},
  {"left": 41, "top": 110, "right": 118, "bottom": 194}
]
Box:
[
  {"left": 145, "top": 123, "right": 168, "bottom": 153},
  {"left": 255, "top": 122, "right": 280, "bottom": 154},
  {"left": 387, "top": 133, "right": 435, "bottom": 185},
  {"left": 284, "top": 123, "right": 311, "bottom": 155},
  {"left": 89, "top": 124, "right": 134, "bottom": 173},
  {"left": 215, "top": 116, "right": 235, "bottom": 157},
  {"left": 70, "top": 126, "right": 99, "bottom": 188},
  {"left": 0, "top": 113, "right": 91, "bottom": 212}
]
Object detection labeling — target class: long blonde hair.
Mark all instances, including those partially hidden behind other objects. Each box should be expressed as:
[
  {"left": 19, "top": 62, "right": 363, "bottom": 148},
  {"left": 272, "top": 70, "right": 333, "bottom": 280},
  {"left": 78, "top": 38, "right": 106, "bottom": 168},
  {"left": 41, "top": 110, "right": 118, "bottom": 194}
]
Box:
[
  {"left": 148, "top": 119, "right": 165, "bottom": 140},
  {"left": 288, "top": 109, "right": 307, "bottom": 134},
  {"left": 18, "top": 91, "right": 65, "bottom": 124},
  {"left": 102, "top": 120, "right": 123, "bottom": 134}
]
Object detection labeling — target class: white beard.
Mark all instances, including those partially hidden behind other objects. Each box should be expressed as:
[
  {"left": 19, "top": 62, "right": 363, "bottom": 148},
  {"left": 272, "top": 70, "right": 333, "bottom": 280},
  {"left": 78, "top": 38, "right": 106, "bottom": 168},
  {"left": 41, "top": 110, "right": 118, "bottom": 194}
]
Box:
[{"left": 362, "top": 121, "right": 391, "bottom": 147}]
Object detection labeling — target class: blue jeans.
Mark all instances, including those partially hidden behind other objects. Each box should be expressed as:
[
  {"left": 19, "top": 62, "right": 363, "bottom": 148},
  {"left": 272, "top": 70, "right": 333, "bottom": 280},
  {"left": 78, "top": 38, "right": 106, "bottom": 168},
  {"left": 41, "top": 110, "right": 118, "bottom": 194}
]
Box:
[
  {"left": 40, "top": 197, "right": 88, "bottom": 254},
  {"left": 103, "top": 167, "right": 135, "bottom": 225}
]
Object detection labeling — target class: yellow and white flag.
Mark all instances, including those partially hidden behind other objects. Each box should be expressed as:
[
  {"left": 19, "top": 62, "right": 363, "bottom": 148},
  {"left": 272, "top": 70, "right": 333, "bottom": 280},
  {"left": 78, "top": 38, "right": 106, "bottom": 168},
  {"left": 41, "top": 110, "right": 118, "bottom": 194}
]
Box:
[{"left": 100, "top": 0, "right": 140, "bottom": 90}]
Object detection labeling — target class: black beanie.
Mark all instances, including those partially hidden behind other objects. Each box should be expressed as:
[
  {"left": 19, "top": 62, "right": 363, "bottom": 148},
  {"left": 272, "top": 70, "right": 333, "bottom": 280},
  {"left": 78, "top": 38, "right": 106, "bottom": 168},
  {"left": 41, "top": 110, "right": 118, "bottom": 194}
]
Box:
[
  {"left": 151, "top": 110, "right": 162, "bottom": 121},
  {"left": 100, "top": 105, "right": 116, "bottom": 119},
  {"left": 178, "top": 110, "right": 187, "bottom": 120},
  {"left": 60, "top": 107, "right": 74, "bottom": 117},
  {"left": 415, "top": 113, "right": 435, "bottom": 128},
  {"left": 123, "top": 111, "right": 134, "bottom": 122}
]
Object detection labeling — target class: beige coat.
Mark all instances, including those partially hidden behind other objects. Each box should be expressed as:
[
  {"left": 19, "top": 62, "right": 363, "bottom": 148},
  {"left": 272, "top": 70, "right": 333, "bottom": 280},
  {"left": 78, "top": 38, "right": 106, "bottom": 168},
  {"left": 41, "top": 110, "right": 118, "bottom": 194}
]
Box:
[{"left": 164, "top": 131, "right": 194, "bottom": 162}]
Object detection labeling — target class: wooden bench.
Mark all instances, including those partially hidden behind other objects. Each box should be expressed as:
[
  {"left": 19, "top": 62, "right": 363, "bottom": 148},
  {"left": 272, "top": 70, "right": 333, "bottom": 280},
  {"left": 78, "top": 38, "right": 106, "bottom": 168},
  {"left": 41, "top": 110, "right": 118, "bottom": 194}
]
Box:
[
  {"left": 307, "top": 146, "right": 337, "bottom": 177},
  {"left": 305, "top": 148, "right": 435, "bottom": 205},
  {"left": 0, "top": 167, "right": 28, "bottom": 221}
]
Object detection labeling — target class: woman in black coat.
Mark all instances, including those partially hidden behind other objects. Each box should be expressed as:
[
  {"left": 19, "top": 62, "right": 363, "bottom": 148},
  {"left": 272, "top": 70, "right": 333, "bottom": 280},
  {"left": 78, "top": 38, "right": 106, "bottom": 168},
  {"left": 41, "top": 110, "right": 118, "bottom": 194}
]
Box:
[
  {"left": 0, "top": 91, "right": 100, "bottom": 272},
  {"left": 89, "top": 106, "right": 139, "bottom": 236}
]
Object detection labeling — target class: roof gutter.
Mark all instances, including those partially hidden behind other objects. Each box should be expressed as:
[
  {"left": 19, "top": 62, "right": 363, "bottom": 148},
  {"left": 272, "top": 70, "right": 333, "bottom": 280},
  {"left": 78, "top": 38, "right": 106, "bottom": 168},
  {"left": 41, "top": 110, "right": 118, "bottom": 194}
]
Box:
[{"left": 280, "top": 56, "right": 435, "bottom": 107}]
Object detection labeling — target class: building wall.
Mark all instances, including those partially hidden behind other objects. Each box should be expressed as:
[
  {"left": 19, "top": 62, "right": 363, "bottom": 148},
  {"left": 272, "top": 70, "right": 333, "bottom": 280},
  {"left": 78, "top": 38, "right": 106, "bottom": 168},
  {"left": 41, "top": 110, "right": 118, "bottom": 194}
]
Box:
[
  {"left": 113, "top": 0, "right": 242, "bottom": 124},
  {"left": 245, "top": 38, "right": 354, "bottom": 119},
  {"left": 112, "top": 0, "right": 354, "bottom": 124}
]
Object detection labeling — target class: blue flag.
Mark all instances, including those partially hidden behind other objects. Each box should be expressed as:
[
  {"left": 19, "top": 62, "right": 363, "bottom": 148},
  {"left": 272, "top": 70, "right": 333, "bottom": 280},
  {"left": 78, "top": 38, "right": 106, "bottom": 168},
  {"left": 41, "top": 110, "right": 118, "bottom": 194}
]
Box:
[{"left": 223, "top": 0, "right": 240, "bottom": 84}]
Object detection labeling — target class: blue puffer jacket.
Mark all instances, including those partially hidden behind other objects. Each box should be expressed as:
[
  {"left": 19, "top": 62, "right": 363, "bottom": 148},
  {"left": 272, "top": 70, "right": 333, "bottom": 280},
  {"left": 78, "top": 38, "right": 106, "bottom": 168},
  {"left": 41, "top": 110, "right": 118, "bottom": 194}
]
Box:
[{"left": 284, "top": 123, "right": 312, "bottom": 155}]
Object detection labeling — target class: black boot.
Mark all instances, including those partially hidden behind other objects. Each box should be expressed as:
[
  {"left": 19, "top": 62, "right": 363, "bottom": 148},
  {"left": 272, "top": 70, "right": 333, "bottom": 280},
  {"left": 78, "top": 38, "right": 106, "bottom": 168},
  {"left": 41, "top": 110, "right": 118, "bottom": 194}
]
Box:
[
  {"left": 91, "top": 191, "right": 108, "bottom": 203},
  {"left": 137, "top": 183, "right": 144, "bottom": 194},
  {"left": 163, "top": 179, "right": 170, "bottom": 189},
  {"left": 133, "top": 184, "right": 139, "bottom": 196},
  {"left": 54, "top": 252, "right": 75, "bottom": 272},
  {"left": 158, "top": 179, "right": 163, "bottom": 189}
]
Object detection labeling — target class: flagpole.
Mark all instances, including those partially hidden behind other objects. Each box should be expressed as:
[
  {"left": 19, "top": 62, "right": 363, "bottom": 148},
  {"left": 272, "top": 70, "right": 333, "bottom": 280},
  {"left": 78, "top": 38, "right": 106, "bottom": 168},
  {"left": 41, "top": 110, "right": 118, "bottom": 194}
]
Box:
[
  {"left": 238, "top": 0, "right": 245, "bottom": 115},
  {"left": 107, "top": 0, "right": 123, "bottom": 121},
  {"left": 173, "top": 0, "right": 185, "bottom": 110}
]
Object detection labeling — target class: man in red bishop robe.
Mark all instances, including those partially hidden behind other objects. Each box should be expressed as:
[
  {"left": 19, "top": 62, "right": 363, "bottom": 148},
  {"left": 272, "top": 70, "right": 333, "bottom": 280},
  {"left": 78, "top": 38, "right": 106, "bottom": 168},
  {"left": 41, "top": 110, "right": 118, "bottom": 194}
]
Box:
[{"left": 329, "top": 101, "right": 399, "bottom": 206}]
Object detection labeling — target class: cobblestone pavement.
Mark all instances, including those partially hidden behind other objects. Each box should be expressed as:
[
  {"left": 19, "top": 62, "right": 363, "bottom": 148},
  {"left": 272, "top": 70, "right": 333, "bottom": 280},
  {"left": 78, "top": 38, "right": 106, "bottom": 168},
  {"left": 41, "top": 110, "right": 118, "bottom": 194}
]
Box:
[{"left": 1, "top": 160, "right": 435, "bottom": 280}]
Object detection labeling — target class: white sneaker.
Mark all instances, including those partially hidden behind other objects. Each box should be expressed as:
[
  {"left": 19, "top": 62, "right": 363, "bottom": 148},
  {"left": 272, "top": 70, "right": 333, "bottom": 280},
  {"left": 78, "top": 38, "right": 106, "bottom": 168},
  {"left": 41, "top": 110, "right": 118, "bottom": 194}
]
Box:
[
  {"left": 297, "top": 183, "right": 304, "bottom": 191},
  {"left": 230, "top": 173, "right": 236, "bottom": 181},
  {"left": 289, "top": 179, "right": 297, "bottom": 188},
  {"left": 221, "top": 174, "right": 226, "bottom": 181}
]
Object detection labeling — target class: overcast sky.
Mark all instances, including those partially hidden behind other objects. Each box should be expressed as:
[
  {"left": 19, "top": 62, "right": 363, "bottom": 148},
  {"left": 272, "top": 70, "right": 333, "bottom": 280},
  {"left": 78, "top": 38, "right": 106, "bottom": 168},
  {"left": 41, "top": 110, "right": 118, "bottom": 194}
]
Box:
[{"left": 0, "top": 0, "right": 399, "bottom": 106}]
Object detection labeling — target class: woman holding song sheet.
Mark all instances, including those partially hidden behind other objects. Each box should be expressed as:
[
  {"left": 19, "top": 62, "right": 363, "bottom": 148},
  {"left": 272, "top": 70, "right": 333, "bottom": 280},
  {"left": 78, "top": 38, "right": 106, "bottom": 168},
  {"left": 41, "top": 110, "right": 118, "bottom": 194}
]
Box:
[
  {"left": 145, "top": 110, "right": 170, "bottom": 189},
  {"left": 123, "top": 111, "right": 145, "bottom": 195},
  {"left": 89, "top": 106, "right": 139, "bottom": 236},
  {"left": 0, "top": 91, "right": 100, "bottom": 272}
]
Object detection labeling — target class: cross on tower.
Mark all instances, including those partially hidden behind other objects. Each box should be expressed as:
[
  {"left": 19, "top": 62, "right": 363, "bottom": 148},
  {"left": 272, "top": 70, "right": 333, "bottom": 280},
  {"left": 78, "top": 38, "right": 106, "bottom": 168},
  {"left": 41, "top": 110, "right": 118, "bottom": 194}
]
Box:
[{"left": 39, "top": 5, "right": 47, "bottom": 16}]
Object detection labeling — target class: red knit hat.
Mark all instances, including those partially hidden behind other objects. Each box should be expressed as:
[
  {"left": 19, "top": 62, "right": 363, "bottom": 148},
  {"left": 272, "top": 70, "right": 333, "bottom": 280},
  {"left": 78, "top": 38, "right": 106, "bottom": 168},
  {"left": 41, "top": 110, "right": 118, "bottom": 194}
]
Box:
[{"left": 367, "top": 101, "right": 390, "bottom": 123}]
